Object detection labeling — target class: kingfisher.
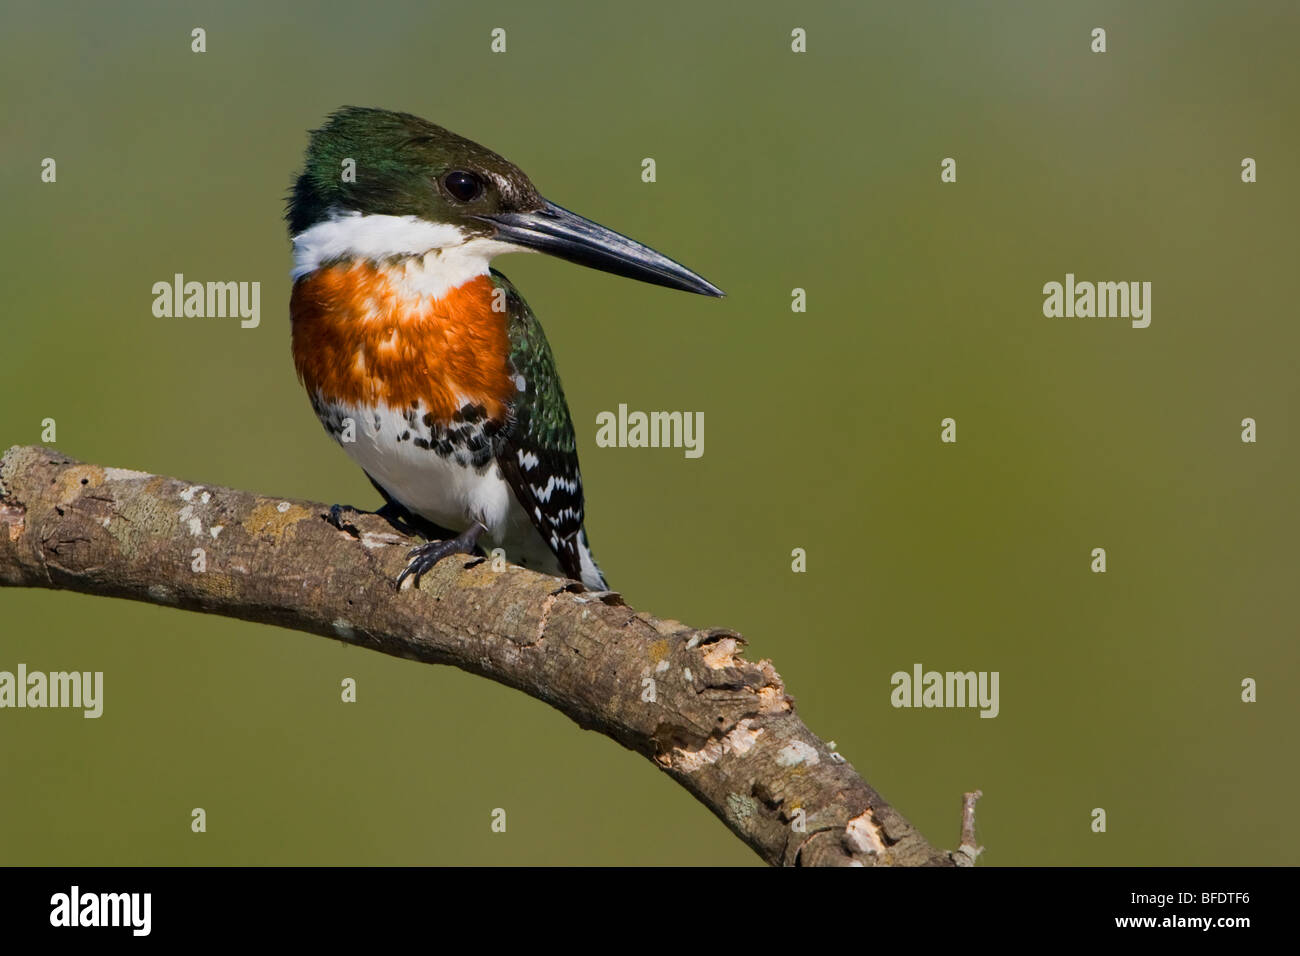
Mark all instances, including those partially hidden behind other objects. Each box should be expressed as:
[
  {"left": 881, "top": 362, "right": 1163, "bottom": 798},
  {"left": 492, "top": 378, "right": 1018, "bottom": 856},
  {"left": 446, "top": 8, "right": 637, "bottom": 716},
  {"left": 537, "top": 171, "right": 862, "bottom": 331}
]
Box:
[{"left": 286, "top": 107, "right": 722, "bottom": 591}]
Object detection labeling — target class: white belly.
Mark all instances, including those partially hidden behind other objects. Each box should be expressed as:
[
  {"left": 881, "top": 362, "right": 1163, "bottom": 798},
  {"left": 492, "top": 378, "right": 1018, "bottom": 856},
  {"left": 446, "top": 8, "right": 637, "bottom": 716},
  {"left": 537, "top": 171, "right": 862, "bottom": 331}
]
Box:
[{"left": 316, "top": 395, "right": 566, "bottom": 577}]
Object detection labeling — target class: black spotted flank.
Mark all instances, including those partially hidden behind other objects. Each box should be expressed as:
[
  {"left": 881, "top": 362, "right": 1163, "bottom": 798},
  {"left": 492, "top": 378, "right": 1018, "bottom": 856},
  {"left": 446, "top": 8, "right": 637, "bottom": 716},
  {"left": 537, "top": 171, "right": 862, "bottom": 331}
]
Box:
[
  {"left": 453, "top": 403, "right": 487, "bottom": 424},
  {"left": 390, "top": 402, "right": 507, "bottom": 471}
]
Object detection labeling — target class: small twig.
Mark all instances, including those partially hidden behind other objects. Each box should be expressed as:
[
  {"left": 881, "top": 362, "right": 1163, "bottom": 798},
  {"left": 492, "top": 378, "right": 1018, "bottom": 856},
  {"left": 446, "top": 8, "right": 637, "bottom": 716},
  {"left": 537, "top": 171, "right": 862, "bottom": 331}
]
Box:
[{"left": 955, "top": 789, "right": 984, "bottom": 866}]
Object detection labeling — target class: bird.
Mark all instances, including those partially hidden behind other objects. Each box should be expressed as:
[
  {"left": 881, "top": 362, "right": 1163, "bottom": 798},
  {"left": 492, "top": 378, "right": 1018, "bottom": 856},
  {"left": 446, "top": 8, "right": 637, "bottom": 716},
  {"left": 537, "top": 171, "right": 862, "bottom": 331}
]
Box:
[{"left": 285, "top": 107, "right": 722, "bottom": 591}]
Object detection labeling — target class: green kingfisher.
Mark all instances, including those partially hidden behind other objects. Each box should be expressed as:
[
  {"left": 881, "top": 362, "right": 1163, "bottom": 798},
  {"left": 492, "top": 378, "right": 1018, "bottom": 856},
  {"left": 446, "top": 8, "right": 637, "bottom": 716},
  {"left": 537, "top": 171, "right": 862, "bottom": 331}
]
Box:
[{"left": 286, "top": 107, "right": 722, "bottom": 590}]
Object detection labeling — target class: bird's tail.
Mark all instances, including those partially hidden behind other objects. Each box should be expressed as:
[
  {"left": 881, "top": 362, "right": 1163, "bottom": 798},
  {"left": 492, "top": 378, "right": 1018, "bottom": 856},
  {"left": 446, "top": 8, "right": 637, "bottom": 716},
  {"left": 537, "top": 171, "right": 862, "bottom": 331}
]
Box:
[{"left": 576, "top": 529, "right": 607, "bottom": 590}]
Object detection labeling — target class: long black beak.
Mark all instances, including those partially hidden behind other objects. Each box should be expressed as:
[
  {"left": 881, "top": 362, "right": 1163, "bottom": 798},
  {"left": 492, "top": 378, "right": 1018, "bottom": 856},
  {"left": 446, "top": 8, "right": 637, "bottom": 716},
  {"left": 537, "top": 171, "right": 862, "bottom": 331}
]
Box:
[{"left": 478, "top": 199, "right": 724, "bottom": 297}]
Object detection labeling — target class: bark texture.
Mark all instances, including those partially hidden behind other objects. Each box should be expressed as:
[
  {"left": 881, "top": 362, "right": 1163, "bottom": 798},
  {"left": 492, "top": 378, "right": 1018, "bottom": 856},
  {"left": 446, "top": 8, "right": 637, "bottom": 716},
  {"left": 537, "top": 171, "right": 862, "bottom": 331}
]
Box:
[{"left": 0, "top": 444, "right": 957, "bottom": 867}]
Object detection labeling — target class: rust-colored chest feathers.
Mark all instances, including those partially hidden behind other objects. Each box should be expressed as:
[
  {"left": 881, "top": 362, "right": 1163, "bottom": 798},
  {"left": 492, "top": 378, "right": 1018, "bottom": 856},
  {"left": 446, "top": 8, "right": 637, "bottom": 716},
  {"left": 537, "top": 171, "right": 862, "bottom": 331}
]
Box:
[{"left": 290, "top": 262, "right": 514, "bottom": 422}]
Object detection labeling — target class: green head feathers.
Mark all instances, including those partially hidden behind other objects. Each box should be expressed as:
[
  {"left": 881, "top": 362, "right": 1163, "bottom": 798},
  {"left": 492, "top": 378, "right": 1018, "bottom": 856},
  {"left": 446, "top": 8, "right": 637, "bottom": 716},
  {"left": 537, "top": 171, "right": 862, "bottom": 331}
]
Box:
[
  {"left": 287, "top": 106, "right": 723, "bottom": 297},
  {"left": 286, "top": 106, "right": 542, "bottom": 236}
]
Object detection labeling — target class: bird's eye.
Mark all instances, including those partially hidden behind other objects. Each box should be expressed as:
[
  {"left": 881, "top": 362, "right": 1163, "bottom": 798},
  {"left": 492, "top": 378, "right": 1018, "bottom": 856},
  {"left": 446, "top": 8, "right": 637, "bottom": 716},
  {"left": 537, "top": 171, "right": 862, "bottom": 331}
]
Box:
[{"left": 443, "top": 170, "right": 483, "bottom": 203}]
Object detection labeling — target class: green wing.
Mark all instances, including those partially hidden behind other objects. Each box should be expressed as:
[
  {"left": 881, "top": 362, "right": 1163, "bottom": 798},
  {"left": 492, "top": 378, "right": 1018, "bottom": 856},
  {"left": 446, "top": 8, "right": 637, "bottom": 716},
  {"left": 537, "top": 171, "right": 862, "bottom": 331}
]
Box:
[{"left": 490, "top": 269, "right": 593, "bottom": 583}]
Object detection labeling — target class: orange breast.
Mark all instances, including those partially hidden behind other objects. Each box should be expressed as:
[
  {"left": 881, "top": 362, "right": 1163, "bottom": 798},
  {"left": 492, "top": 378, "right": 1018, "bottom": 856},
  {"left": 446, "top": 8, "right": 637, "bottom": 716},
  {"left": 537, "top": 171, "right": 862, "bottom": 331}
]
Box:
[{"left": 290, "top": 262, "right": 514, "bottom": 423}]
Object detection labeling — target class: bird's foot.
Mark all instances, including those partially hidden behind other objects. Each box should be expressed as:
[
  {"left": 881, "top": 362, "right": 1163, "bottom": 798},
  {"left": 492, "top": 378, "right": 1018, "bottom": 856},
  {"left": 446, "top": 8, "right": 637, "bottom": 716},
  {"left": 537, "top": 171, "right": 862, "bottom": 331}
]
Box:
[
  {"left": 396, "top": 522, "right": 487, "bottom": 589},
  {"left": 368, "top": 495, "right": 457, "bottom": 541}
]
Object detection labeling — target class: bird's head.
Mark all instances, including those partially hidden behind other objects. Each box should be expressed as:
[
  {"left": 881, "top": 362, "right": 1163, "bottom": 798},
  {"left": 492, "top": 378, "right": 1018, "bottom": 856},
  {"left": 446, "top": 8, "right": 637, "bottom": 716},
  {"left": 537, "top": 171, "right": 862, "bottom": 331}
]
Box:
[{"left": 287, "top": 107, "right": 722, "bottom": 296}]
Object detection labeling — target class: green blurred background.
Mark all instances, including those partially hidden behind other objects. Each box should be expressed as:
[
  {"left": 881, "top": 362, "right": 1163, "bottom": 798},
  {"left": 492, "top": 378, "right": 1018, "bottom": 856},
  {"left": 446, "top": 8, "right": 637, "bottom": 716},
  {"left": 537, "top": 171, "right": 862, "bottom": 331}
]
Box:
[{"left": 2, "top": 0, "right": 1297, "bottom": 865}]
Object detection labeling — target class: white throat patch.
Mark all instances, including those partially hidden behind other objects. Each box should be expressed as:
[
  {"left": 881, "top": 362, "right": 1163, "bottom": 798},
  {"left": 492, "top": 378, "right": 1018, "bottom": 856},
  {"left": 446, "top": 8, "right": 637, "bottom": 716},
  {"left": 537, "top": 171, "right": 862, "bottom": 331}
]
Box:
[{"left": 291, "top": 209, "right": 531, "bottom": 299}]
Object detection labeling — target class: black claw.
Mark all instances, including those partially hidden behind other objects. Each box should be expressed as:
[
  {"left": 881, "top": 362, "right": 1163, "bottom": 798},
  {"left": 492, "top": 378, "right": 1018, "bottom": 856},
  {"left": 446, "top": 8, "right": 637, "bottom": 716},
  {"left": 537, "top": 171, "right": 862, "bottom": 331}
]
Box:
[{"left": 396, "top": 522, "right": 487, "bottom": 589}]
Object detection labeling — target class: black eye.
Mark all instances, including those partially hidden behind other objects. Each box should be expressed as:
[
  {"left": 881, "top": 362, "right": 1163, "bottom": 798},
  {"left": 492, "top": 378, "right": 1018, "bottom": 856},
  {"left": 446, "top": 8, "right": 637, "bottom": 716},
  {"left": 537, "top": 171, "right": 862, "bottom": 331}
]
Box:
[{"left": 443, "top": 170, "right": 483, "bottom": 202}]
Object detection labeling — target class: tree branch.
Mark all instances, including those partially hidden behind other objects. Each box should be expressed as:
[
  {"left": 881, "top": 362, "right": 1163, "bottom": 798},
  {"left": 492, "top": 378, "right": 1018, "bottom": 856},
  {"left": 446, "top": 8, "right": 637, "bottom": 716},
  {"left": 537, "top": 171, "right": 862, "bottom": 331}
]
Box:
[{"left": 0, "top": 444, "right": 957, "bottom": 866}]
